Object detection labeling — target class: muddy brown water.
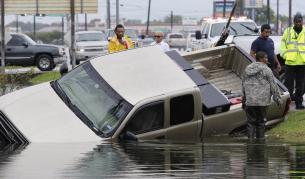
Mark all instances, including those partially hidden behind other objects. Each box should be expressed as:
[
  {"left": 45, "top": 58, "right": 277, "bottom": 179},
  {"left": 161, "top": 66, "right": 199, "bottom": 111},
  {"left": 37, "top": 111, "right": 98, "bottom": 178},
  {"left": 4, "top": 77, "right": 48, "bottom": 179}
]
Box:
[{"left": 0, "top": 137, "right": 304, "bottom": 178}]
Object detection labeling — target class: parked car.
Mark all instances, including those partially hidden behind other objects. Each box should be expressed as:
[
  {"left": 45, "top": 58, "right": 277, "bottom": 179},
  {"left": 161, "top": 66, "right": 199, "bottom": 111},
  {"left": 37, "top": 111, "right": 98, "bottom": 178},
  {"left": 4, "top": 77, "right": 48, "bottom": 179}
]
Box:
[
  {"left": 166, "top": 33, "right": 187, "bottom": 49},
  {"left": 73, "top": 31, "right": 108, "bottom": 64},
  {"left": 104, "top": 28, "right": 140, "bottom": 47},
  {"left": 3, "top": 33, "right": 66, "bottom": 71},
  {"left": 139, "top": 35, "right": 154, "bottom": 47},
  {"left": 0, "top": 45, "right": 290, "bottom": 144}
]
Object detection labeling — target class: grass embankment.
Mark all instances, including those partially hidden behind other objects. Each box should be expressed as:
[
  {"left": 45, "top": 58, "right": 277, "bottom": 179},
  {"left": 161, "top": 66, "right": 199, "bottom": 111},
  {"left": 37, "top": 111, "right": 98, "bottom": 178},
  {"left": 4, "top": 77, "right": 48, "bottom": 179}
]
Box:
[
  {"left": 29, "top": 71, "right": 60, "bottom": 84},
  {"left": 267, "top": 110, "right": 305, "bottom": 142}
]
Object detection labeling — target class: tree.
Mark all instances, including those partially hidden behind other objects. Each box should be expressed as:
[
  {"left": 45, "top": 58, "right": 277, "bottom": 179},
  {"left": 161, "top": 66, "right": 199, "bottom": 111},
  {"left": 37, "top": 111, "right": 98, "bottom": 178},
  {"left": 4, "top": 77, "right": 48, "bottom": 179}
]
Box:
[{"left": 163, "top": 15, "right": 183, "bottom": 25}]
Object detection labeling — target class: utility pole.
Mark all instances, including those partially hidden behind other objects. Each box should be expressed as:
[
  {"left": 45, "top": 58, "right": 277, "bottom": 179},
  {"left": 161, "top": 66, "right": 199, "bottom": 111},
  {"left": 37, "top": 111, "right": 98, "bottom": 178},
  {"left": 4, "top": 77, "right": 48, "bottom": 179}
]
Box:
[
  {"left": 288, "top": 0, "right": 292, "bottom": 27},
  {"left": 223, "top": 0, "right": 226, "bottom": 18},
  {"left": 146, "top": 0, "right": 151, "bottom": 35},
  {"left": 85, "top": 13, "right": 87, "bottom": 31},
  {"left": 116, "top": 0, "right": 119, "bottom": 25},
  {"left": 70, "top": 0, "right": 76, "bottom": 68},
  {"left": 1, "top": 0, "right": 5, "bottom": 69},
  {"left": 62, "top": 16, "right": 64, "bottom": 45},
  {"left": 267, "top": 0, "right": 270, "bottom": 25},
  {"left": 276, "top": 0, "right": 279, "bottom": 34},
  {"left": 16, "top": 15, "right": 19, "bottom": 33},
  {"left": 170, "top": 11, "right": 173, "bottom": 33},
  {"left": 106, "top": 0, "right": 111, "bottom": 29},
  {"left": 34, "top": 0, "right": 38, "bottom": 41},
  {"left": 33, "top": 15, "right": 36, "bottom": 41}
]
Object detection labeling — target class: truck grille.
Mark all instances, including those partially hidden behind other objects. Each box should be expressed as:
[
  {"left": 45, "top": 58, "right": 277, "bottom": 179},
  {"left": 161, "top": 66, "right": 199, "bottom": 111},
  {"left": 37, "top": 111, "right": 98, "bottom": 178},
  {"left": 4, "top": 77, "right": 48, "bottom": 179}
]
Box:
[{"left": 0, "top": 112, "right": 29, "bottom": 144}]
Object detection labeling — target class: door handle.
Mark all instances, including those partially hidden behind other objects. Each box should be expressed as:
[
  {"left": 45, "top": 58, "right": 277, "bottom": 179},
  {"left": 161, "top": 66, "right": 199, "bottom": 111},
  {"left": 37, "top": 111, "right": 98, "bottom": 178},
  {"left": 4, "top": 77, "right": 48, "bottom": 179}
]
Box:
[{"left": 7, "top": 48, "right": 11, "bottom": 51}]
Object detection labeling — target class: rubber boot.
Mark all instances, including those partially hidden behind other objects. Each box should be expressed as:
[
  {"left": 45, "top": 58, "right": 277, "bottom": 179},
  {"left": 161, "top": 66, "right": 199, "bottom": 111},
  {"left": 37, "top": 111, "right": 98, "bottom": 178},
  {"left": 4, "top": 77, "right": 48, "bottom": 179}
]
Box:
[
  {"left": 247, "top": 124, "right": 256, "bottom": 140},
  {"left": 256, "top": 126, "right": 265, "bottom": 140}
]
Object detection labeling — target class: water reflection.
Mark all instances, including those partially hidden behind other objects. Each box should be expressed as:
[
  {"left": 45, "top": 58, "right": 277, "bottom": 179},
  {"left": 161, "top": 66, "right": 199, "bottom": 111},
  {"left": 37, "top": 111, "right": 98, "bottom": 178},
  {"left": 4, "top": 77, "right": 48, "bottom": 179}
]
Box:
[{"left": 0, "top": 139, "right": 304, "bottom": 178}]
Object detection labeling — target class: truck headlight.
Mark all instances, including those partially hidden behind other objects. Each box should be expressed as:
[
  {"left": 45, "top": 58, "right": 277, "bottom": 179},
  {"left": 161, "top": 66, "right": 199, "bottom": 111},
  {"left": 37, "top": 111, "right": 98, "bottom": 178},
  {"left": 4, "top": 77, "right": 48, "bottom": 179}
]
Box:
[{"left": 76, "top": 46, "right": 85, "bottom": 52}]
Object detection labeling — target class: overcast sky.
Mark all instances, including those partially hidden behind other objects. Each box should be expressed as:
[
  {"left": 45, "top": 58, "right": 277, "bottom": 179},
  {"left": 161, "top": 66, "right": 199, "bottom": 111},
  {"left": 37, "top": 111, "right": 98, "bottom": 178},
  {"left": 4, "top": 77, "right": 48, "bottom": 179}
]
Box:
[{"left": 5, "top": 0, "right": 305, "bottom": 24}]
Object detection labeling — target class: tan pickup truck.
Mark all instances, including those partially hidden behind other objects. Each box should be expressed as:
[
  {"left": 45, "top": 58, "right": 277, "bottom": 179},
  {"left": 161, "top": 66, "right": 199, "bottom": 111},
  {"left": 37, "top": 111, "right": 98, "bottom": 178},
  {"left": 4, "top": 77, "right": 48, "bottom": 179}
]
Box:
[{"left": 0, "top": 45, "right": 290, "bottom": 144}]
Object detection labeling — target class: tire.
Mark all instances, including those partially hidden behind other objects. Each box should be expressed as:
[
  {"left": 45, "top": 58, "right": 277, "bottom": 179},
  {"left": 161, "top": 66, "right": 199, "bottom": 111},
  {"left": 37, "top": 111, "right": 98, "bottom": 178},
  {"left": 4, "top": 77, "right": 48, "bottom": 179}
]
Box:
[{"left": 36, "top": 54, "right": 54, "bottom": 71}]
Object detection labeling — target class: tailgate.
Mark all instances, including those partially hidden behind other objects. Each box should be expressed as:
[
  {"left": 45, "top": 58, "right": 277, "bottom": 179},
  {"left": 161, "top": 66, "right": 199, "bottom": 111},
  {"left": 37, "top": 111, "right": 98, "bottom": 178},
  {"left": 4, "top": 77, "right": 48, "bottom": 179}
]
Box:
[{"left": 266, "top": 92, "right": 290, "bottom": 119}]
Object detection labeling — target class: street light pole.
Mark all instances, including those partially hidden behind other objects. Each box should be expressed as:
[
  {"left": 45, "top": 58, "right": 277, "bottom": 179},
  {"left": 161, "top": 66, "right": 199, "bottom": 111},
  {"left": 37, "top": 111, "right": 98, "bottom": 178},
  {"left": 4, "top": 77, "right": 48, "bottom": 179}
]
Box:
[
  {"left": 16, "top": 15, "right": 19, "bottom": 33},
  {"left": 33, "top": 15, "right": 36, "bottom": 41},
  {"left": 276, "top": 0, "right": 279, "bottom": 34},
  {"left": 1, "top": 0, "right": 5, "bottom": 69},
  {"left": 267, "top": 0, "right": 270, "bottom": 25},
  {"left": 146, "top": 0, "right": 151, "bottom": 35},
  {"left": 116, "top": 0, "right": 119, "bottom": 25},
  {"left": 288, "top": 0, "right": 292, "bottom": 27},
  {"left": 223, "top": 0, "right": 226, "bottom": 18},
  {"left": 106, "top": 0, "right": 111, "bottom": 29},
  {"left": 70, "top": 0, "right": 76, "bottom": 68}
]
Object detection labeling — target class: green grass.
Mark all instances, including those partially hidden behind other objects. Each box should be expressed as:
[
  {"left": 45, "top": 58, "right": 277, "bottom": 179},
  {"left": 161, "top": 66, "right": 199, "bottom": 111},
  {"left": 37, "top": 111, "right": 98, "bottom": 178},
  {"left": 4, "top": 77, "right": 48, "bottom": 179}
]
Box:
[
  {"left": 267, "top": 110, "right": 305, "bottom": 143},
  {"left": 30, "top": 71, "right": 61, "bottom": 84}
]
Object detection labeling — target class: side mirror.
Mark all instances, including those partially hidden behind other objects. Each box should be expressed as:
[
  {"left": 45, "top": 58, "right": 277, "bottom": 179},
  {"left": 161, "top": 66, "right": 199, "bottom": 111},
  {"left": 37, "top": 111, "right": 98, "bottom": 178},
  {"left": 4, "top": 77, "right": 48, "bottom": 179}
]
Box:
[
  {"left": 59, "top": 62, "right": 68, "bottom": 76},
  {"left": 195, "top": 30, "right": 202, "bottom": 40},
  {"left": 22, "top": 42, "right": 29, "bottom": 47},
  {"left": 254, "top": 28, "right": 259, "bottom": 33},
  {"left": 119, "top": 130, "right": 138, "bottom": 141},
  {"left": 140, "top": 34, "right": 145, "bottom": 40}
]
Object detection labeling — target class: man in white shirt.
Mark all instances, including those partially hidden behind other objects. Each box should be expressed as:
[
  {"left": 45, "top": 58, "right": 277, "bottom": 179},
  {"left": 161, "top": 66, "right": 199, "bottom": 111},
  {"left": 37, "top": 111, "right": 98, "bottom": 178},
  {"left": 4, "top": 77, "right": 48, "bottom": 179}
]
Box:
[{"left": 150, "top": 31, "right": 170, "bottom": 52}]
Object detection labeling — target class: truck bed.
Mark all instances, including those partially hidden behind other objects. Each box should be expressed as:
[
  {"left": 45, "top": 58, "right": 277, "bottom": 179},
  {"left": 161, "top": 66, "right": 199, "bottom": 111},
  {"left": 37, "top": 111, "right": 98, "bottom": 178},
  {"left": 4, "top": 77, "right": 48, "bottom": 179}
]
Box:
[
  {"left": 207, "top": 68, "right": 242, "bottom": 94},
  {"left": 185, "top": 46, "right": 250, "bottom": 98}
]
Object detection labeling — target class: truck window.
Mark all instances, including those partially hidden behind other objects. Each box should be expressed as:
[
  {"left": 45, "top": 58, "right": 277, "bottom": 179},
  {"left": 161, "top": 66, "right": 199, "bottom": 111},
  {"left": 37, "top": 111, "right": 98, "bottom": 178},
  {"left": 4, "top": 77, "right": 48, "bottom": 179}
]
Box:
[
  {"left": 170, "top": 94, "right": 194, "bottom": 125},
  {"left": 7, "top": 35, "right": 26, "bottom": 46},
  {"left": 169, "top": 34, "right": 183, "bottom": 39},
  {"left": 125, "top": 101, "right": 164, "bottom": 134}
]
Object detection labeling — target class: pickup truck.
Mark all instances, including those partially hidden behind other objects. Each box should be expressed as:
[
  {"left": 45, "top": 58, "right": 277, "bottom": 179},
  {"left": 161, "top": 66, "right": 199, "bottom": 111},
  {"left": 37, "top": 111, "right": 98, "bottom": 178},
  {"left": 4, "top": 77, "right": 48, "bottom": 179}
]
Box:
[
  {"left": 188, "top": 18, "right": 260, "bottom": 51},
  {"left": 65, "top": 31, "right": 108, "bottom": 65},
  {"left": 166, "top": 33, "right": 187, "bottom": 49},
  {"left": 3, "top": 33, "right": 66, "bottom": 71},
  {"left": 0, "top": 45, "right": 290, "bottom": 144}
]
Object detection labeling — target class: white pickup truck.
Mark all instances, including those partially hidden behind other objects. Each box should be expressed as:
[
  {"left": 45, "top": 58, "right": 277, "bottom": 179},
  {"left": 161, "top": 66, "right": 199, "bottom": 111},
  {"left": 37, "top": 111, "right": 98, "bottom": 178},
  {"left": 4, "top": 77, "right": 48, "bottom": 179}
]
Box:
[
  {"left": 188, "top": 17, "right": 282, "bottom": 53},
  {"left": 188, "top": 18, "right": 259, "bottom": 50},
  {"left": 0, "top": 46, "right": 290, "bottom": 144}
]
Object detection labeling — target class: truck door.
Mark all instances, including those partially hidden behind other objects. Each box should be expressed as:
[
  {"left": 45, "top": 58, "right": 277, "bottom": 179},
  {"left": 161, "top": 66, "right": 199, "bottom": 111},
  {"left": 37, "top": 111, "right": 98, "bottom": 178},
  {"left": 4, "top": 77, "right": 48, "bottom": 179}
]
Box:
[
  {"left": 165, "top": 94, "right": 198, "bottom": 139},
  {"left": 123, "top": 101, "right": 166, "bottom": 140},
  {"left": 6, "top": 35, "right": 33, "bottom": 65}
]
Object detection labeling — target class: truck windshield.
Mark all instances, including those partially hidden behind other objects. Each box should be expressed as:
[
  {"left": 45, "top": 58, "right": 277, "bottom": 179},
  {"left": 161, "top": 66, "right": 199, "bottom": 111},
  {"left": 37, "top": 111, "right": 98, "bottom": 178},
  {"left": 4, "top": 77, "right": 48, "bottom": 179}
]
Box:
[
  {"left": 23, "top": 34, "right": 37, "bottom": 45},
  {"left": 210, "top": 22, "right": 258, "bottom": 37},
  {"left": 76, "top": 33, "right": 105, "bottom": 42},
  {"left": 55, "top": 62, "right": 132, "bottom": 137}
]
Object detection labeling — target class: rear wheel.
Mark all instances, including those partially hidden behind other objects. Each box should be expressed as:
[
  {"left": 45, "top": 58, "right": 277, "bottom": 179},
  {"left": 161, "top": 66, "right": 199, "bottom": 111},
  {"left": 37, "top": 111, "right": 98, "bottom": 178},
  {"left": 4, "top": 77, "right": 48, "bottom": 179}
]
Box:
[{"left": 36, "top": 54, "right": 54, "bottom": 71}]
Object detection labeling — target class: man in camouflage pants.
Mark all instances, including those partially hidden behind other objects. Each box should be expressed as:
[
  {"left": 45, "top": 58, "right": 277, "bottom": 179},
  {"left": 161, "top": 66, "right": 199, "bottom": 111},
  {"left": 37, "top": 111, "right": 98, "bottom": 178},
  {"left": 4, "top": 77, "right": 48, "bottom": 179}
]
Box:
[{"left": 242, "top": 51, "right": 281, "bottom": 140}]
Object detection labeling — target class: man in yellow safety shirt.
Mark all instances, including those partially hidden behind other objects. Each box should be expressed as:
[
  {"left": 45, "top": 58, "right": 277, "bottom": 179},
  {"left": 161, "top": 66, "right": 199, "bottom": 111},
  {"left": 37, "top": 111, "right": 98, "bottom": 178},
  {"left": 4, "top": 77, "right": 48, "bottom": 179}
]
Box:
[
  {"left": 108, "top": 24, "right": 134, "bottom": 54},
  {"left": 280, "top": 12, "right": 305, "bottom": 109}
]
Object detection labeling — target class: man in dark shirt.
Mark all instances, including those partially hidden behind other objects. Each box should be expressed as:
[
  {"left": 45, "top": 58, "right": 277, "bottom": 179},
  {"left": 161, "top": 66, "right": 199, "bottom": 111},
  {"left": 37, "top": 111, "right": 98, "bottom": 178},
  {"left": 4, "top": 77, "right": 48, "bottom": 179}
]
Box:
[{"left": 250, "top": 24, "right": 281, "bottom": 77}]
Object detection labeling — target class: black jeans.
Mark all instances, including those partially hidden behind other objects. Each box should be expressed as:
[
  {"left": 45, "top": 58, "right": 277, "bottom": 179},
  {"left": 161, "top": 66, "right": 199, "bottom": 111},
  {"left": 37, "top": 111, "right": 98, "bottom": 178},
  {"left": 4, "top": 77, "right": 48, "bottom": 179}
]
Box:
[
  {"left": 245, "top": 106, "right": 267, "bottom": 139},
  {"left": 284, "top": 65, "right": 305, "bottom": 106}
]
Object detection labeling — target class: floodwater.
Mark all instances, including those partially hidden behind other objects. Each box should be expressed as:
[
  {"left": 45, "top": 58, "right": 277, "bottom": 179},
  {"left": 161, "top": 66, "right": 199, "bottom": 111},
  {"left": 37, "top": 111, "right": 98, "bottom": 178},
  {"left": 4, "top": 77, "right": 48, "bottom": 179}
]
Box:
[{"left": 0, "top": 137, "right": 304, "bottom": 179}]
